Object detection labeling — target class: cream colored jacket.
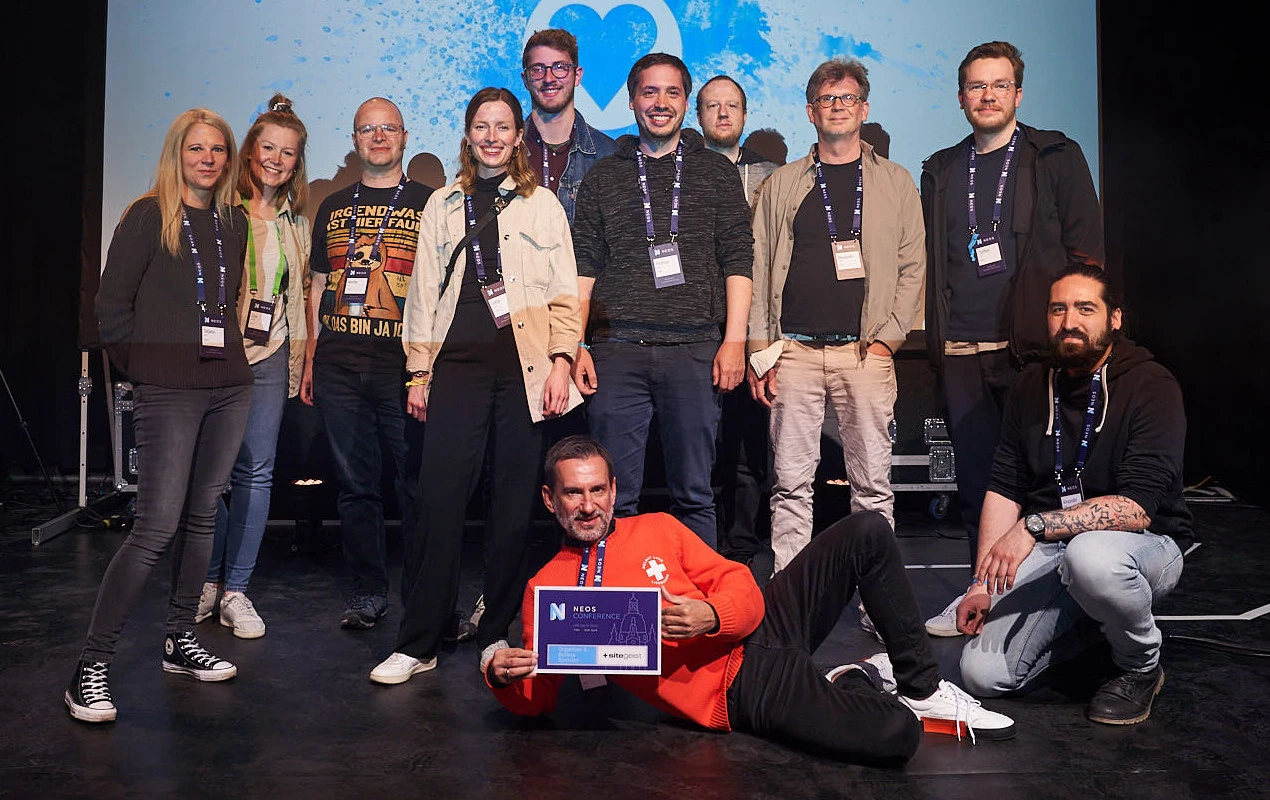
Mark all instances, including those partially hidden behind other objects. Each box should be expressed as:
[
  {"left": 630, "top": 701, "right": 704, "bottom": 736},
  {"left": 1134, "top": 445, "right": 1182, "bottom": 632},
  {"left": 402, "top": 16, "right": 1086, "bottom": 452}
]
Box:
[
  {"left": 402, "top": 177, "right": 583, "bottom": 423},
  {"left": 747, "top": 142, "right": 925, "bottom": 376},
  {"left": 234, "top": 195, "right": 311, "bottom": 397}
]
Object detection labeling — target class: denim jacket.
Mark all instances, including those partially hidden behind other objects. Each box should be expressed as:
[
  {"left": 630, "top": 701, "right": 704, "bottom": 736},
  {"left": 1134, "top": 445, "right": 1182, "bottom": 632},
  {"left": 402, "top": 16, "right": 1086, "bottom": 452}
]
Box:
[{"left": 525, "top": 109, "right": 616, "bottom": 224}]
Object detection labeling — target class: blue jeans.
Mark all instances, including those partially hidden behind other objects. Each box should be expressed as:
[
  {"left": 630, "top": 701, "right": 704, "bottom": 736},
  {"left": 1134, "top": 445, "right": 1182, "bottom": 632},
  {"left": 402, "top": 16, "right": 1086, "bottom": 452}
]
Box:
[
  {"left": 208, "top": 343, "right": 289, "bottom": 591},
  {"left": 586, "top": 341, "right": 721, "bottom": 548},
  {"left": 82, "top": 383, "right": 252, "bottom": 662},
  {"left": 313, "top": 360, "right": 416, "bottom": 598},
  {"left": 960, "top": 530, "right": 1184, "bottom": 696}
]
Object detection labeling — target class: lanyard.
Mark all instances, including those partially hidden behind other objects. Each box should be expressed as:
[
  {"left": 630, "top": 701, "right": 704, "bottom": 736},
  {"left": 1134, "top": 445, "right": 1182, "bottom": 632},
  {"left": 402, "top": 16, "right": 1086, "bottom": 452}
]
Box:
[
  {"left": 634, "top": 141, "right": 683, "bottom": 243},
  {"left": 462, "top": 192, "right": 503, "bottom": 283},
  {"left": 1053, "top": 370, "right": 1102, "bottom": 483},
  {"left": 967, "top": 126, "right": 1019, "bottom": 234},
  {"left": 536, "top": 120, "right": 575, "bottom": 188},
  {"left": 576, "top": 539, "right": 607, "bottom": 587},
  {"left": 182, "top": 206, "right": 227, "bottom": 312},
  {"left": 345, "top": 176, "right": 406, "bottom": 264},
  {"left": 243, "top": 198, "right": 287, "bottom": 298},
  {"left": 812, "top": 145, "right": 863, "bottom": 240}
]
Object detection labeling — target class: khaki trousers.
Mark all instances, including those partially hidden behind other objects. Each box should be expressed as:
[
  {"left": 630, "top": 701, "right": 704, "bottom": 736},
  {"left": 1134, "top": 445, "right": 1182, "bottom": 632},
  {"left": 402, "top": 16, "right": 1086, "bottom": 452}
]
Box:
[{"left": 769, "top": 340, "right": 896, "bottom": 571}]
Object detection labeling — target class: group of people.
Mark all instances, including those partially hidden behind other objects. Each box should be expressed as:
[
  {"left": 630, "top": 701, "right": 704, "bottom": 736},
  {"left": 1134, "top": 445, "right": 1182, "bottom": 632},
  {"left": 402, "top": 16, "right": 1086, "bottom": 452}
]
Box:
[{"left": 68, "top": 30, "right": 1190, "bottom": 768}]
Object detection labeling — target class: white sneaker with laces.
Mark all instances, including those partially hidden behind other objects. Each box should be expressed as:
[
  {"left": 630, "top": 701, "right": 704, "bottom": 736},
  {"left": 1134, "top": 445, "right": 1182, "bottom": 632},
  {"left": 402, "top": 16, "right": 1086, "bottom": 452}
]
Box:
[
  {"left": 898, "top": 679, "right": 1016, "bottom": 743},
  {"left": 370, "top": 652, "right": 437, "bottom": 685},
  {"left": 925, "top": 593, "right": 967, "bottom": 637},
  {"left": 479, "top": 638, "right": 510, "bottom": 676},
  {"left": 825, "top": 652, "right": 897, "bottom": 694},
  {"left": 195, "top": 582, "right": 220, "bottom": 623},
  {"left": 219, "top": 592, "right": 266, "bottom": 639}
]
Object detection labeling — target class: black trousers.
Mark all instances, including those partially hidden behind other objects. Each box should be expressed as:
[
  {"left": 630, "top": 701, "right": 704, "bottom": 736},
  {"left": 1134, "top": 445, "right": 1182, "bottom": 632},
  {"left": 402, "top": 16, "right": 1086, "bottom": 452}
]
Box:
[
  {"left": 726, "top": 511, "right": 940, "bottom": 766},
  {"left": 394, "top": 342, "right": 544, "bottom": 658},
  {"left": 941, "top": 350, "right": 1018, "bottom": 556},
  {"left": 716, "top": 387, "right": 771, "bottom": 562}
]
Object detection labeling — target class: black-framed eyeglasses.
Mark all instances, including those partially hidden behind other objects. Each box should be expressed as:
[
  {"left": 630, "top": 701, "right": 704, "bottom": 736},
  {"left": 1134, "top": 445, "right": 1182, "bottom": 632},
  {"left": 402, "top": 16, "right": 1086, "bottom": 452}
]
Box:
[
  {"left": 962, "top": 81, "right": 1016, "bottom": 97},
  {"left": 524, "top": 62, "right": 576, "bottom": 80},
  {"left": 354, "top": 123, "right": 404, "bottom": 138},
  {"left": 811, "top": 93, "right": 864, "bottom": 109}
]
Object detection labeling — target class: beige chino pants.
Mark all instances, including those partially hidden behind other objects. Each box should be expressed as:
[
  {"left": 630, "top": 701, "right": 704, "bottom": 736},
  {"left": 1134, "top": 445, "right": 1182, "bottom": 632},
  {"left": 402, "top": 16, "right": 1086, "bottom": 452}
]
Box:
[{"left": 769, "top": 340, "right": 896, "bottom": 572}]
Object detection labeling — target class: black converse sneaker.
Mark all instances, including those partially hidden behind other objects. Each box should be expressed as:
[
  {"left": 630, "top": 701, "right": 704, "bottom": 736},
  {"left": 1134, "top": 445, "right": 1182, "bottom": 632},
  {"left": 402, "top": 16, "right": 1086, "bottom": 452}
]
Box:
[
  {"left": 162, "top": 631, "right": 237, "bottom": 681},
  {"left": 64, "top": 660, "right": 117, "bottom": 723}
]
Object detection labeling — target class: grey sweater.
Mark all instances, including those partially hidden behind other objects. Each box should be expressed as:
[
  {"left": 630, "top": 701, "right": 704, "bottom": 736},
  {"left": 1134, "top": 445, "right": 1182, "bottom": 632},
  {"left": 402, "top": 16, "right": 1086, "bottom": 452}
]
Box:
[{"left": 573, "top": 128, "right": 753, "bottom": 343}]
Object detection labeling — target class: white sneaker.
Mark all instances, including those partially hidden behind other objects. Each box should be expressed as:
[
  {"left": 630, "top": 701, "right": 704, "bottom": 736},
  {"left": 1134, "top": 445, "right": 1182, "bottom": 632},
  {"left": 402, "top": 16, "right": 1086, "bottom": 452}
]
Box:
[
  {"left": 469, "top": 595, "right": 486, "bottom": 628},
  {"left": 858, "top": 602, "right": 884, "bottom": 645},
  {"left": 825, "top": 652, "right": 897, "bottom": 693},
  {"left": 898, "top": 679, "right": 1016, "bottom": 743},
  {"left": 925, "top": 593, "right": 967, "bottom": 637},
  {"left": 219, "top": 592, "right": 266, "bottom": 639},
  {"left": 479, "top": 638, "right": 510, "bottom": 676},
  {"left": 370, "top": 652, "right": 437, "bottom": 685},
  {"left": 195, "top": 582, "right": 220, "bottom": 623}
]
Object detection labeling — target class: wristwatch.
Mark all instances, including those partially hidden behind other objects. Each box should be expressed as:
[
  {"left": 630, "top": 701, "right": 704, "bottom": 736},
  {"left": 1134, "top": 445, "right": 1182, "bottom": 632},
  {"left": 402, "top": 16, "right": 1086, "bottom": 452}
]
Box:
[{"left": 1024, "top": 514, "right": 1046, "bottom": 542}]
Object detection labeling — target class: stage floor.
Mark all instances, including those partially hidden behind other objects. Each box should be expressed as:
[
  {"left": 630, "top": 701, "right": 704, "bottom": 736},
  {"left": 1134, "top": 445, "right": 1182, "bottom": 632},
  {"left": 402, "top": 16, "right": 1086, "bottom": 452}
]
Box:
[{"left": 2, "top": 499, "right": 1267, "bottom": 799}]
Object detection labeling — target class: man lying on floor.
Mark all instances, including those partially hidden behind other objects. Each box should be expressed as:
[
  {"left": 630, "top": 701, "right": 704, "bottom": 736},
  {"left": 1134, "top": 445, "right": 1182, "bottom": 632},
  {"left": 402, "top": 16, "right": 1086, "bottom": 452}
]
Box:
[{"left": 485, "top": 435, "right": 1013, "bottom": 766}]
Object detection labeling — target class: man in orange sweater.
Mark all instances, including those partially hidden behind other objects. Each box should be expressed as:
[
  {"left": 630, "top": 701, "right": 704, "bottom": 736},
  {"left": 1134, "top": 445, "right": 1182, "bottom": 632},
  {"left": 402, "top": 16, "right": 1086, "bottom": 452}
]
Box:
[{"left": 487, "top": 436, "right": 1014, "bottom": 764}]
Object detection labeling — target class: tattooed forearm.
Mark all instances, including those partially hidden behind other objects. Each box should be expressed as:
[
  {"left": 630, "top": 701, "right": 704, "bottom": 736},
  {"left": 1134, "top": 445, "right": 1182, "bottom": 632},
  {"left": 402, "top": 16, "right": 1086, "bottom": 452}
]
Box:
[{"left": 1039, "top": 495, "right": 1151, "bottom": 539}]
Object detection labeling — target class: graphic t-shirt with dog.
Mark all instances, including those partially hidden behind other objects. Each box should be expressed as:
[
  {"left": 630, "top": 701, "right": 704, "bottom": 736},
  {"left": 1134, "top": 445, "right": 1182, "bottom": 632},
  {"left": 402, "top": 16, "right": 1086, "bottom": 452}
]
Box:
[{"left": 311, "top": 180, "right": 434, "bottom": 372}]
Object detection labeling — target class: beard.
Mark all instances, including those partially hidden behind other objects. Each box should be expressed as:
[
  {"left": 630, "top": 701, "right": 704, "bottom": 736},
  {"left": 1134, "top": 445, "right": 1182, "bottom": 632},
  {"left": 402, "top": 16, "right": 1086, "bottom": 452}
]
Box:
[
  {"left": 531, "top": 81, "right": 574, "bottom": 115},
  {"left": 555, "top": 506, "right": 614, "bottom": 543},
  {"left": 704, "top": 125, "right": 742, "bottom": 149},
  {"left": 1052, "top": 327, "right": 1113, "bottom": 372}
]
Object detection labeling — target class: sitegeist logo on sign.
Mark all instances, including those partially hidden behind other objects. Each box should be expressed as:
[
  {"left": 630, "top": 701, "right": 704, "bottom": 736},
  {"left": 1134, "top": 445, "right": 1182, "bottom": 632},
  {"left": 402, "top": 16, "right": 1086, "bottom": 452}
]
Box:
[{"left": 523, "top": 0, "right": 683, "bottom": 131}]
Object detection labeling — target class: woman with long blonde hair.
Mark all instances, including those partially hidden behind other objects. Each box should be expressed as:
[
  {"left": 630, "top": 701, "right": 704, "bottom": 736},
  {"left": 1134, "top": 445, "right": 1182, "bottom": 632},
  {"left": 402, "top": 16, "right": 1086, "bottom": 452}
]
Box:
[
  {"left": 68, "top": 108, "right": 253, "bottom": 724},
  {"left": 197, "top": 94, "right": 311, "bottom": 639},
  {"left": 369, "top": 87, "right": 582, "bottom": 684}
]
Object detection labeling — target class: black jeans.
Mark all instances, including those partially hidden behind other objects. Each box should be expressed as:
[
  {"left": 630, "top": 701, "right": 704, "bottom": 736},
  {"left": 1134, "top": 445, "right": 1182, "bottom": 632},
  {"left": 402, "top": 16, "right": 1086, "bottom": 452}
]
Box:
[
  {"left": 726, "top": 511, "right": 940, "bottom": 765},
  {"left": 394, "top": 343, "right": 544, "bottom": 657},
  {"left": 941, "top": 350, "right": 1018, "bottom": 555},
  {"left": 313, "top": 361, "right": 417, "bottom": 599},
  {"left": 82, "top": 383, "right": 252, "bottom": 662}
]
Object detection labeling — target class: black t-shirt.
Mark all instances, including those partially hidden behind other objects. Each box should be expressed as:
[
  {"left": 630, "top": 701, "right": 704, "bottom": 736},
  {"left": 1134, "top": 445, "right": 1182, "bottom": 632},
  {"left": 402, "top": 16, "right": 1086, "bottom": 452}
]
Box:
[
  {"left": 310, "top": 179, "right": 433, "bottom": 373},
  {"left": 944, "top": 142, "right": 1018, "bottom": 342},
  {"left": 780, "top": 158, "right": 865, "bottom": 337}
]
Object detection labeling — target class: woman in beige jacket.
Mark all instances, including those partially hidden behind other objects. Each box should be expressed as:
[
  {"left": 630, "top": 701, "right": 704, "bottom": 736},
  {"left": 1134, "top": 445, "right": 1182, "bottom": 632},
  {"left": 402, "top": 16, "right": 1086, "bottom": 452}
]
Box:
[{"left": 370, "top": 87, "right": 582, "bottom": 684}]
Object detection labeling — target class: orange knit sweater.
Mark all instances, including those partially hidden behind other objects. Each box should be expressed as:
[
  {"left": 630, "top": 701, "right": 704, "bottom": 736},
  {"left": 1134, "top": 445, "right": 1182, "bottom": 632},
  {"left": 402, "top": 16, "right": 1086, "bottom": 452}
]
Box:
[{"left": 490, "top": 513, "right": 766, "bottom": 730}]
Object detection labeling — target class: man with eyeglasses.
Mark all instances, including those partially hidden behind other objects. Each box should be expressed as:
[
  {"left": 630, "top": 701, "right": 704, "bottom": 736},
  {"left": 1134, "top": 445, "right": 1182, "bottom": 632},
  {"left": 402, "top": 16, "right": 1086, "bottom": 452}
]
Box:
[
  {"left": 570, "top": 53, "right": 754, "bottom": 549},
  {"left": 919, "top": 42, "right": 1104, "bottom": 638},
  {"left": 521, "top": 28, "right": 617, "bottom": 223},
  {"left": 748, "top": 58, "right": 924, "bottom": 573},
  {"left": 304, "top": 97, "right": 434, "bottom": 630}
]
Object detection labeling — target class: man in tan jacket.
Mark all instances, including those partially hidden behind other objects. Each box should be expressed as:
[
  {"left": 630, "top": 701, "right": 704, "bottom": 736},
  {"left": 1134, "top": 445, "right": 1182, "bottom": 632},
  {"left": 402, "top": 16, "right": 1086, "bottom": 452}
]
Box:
[{"left": 748, "top": 59, "right": 924, "bottom": 572}]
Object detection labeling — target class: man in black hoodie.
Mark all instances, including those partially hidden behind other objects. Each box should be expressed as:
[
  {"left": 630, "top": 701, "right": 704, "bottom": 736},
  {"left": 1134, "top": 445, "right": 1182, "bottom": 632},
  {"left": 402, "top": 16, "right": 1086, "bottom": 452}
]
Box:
[
  {"left": 920, "top": 43, "right": 1104, "bottom": 638},
  {"left": 954, "top": 265, "right": 1190, "bottom": 725},
  {"left": 571, "top": 53, "right": 754, "bottom": 549}
]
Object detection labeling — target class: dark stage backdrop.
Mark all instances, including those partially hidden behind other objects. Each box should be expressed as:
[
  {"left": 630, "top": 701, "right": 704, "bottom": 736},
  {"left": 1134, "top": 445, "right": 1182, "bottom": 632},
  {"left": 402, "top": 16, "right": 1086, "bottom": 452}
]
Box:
[{"left": 2, "top": 2, "right": 1267, "bottom": 509}]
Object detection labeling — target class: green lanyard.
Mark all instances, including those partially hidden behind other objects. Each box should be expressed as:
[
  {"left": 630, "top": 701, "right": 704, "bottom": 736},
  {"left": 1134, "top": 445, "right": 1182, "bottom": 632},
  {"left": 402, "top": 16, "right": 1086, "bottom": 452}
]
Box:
[{"left": 244, "top": 196, "right": 288, "bottom": 298}]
